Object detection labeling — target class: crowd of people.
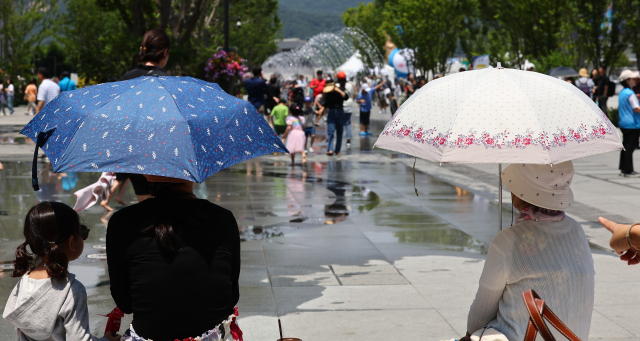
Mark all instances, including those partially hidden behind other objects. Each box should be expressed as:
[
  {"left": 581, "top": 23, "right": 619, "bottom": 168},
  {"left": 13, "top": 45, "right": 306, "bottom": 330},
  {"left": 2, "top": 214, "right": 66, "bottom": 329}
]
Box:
[
  {"left": 244, "top": 68, "right": 419, "bottom": 162},
  {"left": 0, "top": 70, "right": 76, "bottom": 117}
]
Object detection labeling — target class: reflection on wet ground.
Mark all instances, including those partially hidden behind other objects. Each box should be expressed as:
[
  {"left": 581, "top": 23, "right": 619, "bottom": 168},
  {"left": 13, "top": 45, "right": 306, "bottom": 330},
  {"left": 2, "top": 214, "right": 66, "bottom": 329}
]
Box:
[{"left": 0, "top": 130, "right": 495, "bottom": 334}]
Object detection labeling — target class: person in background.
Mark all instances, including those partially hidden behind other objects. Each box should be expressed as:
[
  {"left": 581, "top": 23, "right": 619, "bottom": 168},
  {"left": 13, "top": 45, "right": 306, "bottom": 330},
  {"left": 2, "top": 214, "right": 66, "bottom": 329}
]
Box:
[
  {"left": 322, "top": 80, "right": 348, "bottom": 156},
  {"left": 245, "top": 67, "right": 268, "bottom": 117},
  {"left": 617, "top": 70, "right": 640, "bottom": 177},
  {"left": 296, "top": 74, "right": 307, "bottom": 91},
  {"left": 24, "top": 79, "right": 38, "bottom": 115},
  {"left": 590, "top": 69, "right": 600, "bottom": 102},
  {"left": 58, "top": 71, "right": 77, "bottom": 92},
  {"left": 337, "top": 71, "right": 355, "bottom": 150},
  {"left": 357, "top": 82, "right": 385, "bottom": 136},
  {"left": 0, "top": 80, "right": 5, "bottom": 116},
  {"left": 5, "top": 79, "right": 14, "bottom": 115},
  {"left": 290, "top": 80, "right": 305, "bottom": 108},
  {"left": 575, "top": 68, "right": 595, "bottom": 99},
  {"left": 282, "top": 104, "right": 307, "bottom": 166},
  {"left": 459, "top": 67, "right": 466, "bottom": 72},
  {"left": 36, "top": 67, "right": 61, "bottom": 115},
  {"left": 309, "top": 70, "right": 326, "bottom": 99},
  {"left": 465, "top": 162, "right": 593, "bottom": 341},
  {"left": 594, "top": 66, "right": 610, "bottom": 112},
  {"left": 271, "top": 99, "right": 289, "bottom": 137},
  {"left": 265, "top": 77, "right": 281, "bottom": 126},
  {"left": 302, "top": 96, "right": 316, "bottom": 153}
]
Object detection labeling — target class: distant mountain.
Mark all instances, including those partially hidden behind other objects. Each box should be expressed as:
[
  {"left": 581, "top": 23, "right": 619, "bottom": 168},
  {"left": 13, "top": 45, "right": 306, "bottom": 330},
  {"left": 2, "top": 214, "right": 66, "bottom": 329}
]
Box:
[{"left": 278, "top": 0, "right": 373, "bottom": 39}]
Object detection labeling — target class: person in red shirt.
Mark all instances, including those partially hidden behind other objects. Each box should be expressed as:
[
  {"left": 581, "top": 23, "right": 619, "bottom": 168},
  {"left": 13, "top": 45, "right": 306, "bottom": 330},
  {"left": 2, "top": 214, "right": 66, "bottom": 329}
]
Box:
[{"left": 309, "top": 70, "right": 326, "bottom": 98}]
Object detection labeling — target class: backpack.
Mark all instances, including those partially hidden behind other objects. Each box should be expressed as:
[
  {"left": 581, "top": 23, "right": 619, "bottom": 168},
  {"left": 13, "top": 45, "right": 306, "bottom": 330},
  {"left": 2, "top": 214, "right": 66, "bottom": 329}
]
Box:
[
  {"left": 606, "top": 78, "right": 616, "bottom": 97},
  {"left": 576, "top": 79, "right": 591, "bottom": 97}
]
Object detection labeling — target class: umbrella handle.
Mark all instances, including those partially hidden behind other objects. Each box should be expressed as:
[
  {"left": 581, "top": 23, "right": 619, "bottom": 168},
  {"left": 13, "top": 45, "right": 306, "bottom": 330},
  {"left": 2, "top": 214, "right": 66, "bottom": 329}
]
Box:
[{"left": 31, "top": 129, "right": 55, "bottom": 191}]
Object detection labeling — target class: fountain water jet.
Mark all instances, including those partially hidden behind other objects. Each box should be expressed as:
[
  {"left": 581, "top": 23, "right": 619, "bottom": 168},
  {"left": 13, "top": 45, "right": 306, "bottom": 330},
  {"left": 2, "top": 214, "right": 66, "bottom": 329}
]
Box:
[{"left": 262, "top": 27, "right": 384, "bottom": 78}]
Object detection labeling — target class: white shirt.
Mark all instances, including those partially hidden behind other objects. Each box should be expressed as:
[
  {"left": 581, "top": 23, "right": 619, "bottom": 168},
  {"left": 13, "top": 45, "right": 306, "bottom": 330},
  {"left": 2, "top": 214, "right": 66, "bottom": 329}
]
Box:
[
  {"left": 629, "top": 92, "right": 639, "bottom": 109},
  {"left": 6, "top": 84, "right": 14, "bottom": 95},
  {"left": 467, "top": 217, "right": 594, "bottom": 341},
  {"left": 297, "top": 79, "right": 307, "bottom": 88},
  {"left": 37, "top": 79, "right": 61, "bottom": 106}
]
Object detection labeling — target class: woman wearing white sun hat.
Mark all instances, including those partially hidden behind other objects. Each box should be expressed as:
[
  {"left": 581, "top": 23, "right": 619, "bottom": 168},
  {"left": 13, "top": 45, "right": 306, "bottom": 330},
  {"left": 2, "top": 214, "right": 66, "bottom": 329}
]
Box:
[
  {"left": 617, "top": 69, "right": 640, "bottom": 177},
  {"left": 465, "top": 161, "right": 594, "bottom": 341}
]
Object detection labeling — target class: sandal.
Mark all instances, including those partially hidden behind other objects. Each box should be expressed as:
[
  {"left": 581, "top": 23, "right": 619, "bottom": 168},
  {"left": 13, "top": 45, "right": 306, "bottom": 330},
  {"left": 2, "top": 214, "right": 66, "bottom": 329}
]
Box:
[{"left": 326, "top": 151, "right": 334, "bottom": 156}]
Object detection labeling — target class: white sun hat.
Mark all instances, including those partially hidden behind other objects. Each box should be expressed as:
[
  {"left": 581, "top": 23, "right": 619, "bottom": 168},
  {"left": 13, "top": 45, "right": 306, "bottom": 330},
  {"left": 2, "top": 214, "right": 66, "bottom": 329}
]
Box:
[{"left": 501, "top": 161, "right": 574, "bottom": 211}]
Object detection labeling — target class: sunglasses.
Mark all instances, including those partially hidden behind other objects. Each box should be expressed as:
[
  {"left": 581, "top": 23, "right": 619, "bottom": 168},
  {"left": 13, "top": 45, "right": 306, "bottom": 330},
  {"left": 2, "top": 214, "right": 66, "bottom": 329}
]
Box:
[{"left": 80, "top": 225, "right": 90, "bottom": 241}]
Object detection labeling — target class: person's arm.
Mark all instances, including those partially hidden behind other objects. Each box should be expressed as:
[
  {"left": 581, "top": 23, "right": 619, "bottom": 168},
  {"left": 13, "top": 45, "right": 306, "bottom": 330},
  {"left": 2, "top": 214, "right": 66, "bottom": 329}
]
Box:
[
  {"left": 599, "top": 217, "right": 640, "bottom": 265},
  {"left": 63, "top": 282, "right": 117, "bottom": 341},
  {"left": 282, "top": 125, "right": 292, "bottom": 140},
  {"left": 466, "top": 242, "right": 507, "bottom": 335},
  {"left": 309, "top": 79, "right": 317, "bottom": 89},
  {"left": 36, "top": 101, "right": 44, "bottom": 114},
  {"left": 628, "top": 92, "right": 640, "bottom": 113},
  {"left": 106, "top": 212, "right": 133, "bottom": 314},
  {"left": 374, "top": 79, "right": 387, "bottom": 90}
]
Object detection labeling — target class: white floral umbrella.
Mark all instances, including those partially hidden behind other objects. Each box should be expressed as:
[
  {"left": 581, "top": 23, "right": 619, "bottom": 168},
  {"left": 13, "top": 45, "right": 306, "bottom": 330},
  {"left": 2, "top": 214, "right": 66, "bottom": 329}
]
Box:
[{"left": 374, "top": 63, "right": 623, "bottom": 229}]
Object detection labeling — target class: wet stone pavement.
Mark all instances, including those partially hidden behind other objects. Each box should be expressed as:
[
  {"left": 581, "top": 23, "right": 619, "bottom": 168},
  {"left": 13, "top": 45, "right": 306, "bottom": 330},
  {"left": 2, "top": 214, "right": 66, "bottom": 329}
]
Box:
[{"left": 1, "top": 108, "right": 640, "bottom": 340}]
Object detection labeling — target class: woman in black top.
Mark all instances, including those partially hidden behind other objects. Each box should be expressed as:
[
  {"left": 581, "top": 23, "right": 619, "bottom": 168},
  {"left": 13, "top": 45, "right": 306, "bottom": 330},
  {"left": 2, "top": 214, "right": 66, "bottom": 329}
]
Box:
[
  {"left": 107, "top": 176, "right": 241, "bottom": 340},
  {"left": 115, "top": 29, "right": 171, "bottom": 205}
]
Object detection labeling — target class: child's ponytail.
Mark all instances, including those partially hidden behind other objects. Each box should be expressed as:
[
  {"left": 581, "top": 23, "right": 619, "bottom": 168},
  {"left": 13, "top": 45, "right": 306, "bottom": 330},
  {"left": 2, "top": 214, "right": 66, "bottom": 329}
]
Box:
[
  {"left": 12, "top": 242, "right": 32, "bottom": 278},
  {"left": 45, "top": 242, "right": 69, "bottom": 281}
]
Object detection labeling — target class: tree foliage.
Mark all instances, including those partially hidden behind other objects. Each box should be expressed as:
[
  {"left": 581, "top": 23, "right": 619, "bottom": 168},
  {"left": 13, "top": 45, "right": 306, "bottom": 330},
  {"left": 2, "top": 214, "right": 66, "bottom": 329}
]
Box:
[
  {"left": 0, "top": 0, "right": 60, "bottom": 78},
  {"left": 62, "top": 0, "right": 135, "bottom": 82}
]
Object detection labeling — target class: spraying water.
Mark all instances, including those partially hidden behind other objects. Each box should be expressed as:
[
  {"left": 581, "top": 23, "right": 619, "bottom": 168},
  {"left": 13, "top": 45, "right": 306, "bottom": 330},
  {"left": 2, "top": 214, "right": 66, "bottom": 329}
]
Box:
[{"left": 262, "top": 27, "right": 385, "bottom": 78}]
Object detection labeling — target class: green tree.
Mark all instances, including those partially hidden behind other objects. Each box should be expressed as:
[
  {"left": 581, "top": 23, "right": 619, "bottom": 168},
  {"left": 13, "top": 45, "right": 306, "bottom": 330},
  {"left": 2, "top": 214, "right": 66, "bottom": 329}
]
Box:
[
  {"left": 619, "top": 0, "right": 640, "bottom": 70},
  {"left": 93, "top": 0, "right": 279, "bottom": 76},
  {"left": 62, "top": 0, "right": 136, "bottom": 83},
  {"left": 0, "top": 0, "right": 59, "bottom": 78},
  {"left": 382, "top": 0, "right": 473, "bottom": 76},
  {"left": 342, "top": 2, "right": 387, "bottom": 59}
]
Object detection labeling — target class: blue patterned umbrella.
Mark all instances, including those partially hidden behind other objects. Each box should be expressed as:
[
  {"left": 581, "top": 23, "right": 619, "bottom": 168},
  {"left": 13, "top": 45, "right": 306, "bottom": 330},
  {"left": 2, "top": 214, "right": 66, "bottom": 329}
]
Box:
[{"left": 22, "top": 75, "right": 288, "bottom": 189}]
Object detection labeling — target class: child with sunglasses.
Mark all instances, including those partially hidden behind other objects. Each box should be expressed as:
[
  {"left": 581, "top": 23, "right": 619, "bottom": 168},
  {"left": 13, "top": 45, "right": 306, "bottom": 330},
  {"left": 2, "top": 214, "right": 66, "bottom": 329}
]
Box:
[{"left": 3, "top": 201, "right": 119, "bottom": 341}]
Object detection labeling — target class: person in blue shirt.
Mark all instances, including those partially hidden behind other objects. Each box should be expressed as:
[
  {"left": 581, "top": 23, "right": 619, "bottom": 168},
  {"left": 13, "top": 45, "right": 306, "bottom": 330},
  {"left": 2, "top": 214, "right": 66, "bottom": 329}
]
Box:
[
  {"left": 357, "top": 81, "right": 385, "bottom": 136},
  {"left": 244, "top": 67, "right": 269, "bottom": 117},
  {"left": 617, "top": 70, "right": 640, "bottom": 177},
  {"left": 58, "top": 71, "right": 77, "bottom": 92}
]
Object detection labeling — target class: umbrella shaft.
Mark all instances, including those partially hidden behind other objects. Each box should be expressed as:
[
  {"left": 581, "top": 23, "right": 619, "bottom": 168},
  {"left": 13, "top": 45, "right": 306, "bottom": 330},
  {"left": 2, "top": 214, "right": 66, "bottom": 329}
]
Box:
[{"left": 499, "top": 164, "right": 502, "bottom": 231}]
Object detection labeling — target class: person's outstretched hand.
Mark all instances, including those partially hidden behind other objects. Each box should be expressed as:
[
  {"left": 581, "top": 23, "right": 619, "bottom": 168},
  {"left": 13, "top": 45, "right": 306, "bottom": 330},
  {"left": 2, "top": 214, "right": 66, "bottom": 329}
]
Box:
[{"left": 599, "top": 217, "right": 640, "bottom": 265}]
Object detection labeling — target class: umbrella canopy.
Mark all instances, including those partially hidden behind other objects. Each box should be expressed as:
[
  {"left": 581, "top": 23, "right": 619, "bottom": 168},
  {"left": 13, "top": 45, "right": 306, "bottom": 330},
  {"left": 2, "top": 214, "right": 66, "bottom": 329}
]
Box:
[
  {"left": 547, "top": 66, "right": 579, "bottom": 78},
  {"left": 375, "top": 65, "right": 622, "bottom": 165},
  {"left": 22, "top": 75, "right": 288, "bottom": 188}
]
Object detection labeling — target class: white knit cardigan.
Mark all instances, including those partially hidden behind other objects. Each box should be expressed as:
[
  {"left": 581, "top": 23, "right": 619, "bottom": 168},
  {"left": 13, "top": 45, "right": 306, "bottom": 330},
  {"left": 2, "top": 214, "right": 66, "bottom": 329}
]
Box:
[{"left": 467, "top": 217, "right": 595, "bottom": 341}]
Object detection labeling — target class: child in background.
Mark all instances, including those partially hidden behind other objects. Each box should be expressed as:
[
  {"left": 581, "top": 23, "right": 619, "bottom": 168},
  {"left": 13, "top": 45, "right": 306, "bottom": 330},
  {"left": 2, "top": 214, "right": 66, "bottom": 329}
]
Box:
[
  {"left": 357, "top": 82, "right": 382, "bottom": 135},
  {"left": 3, "top": 201, "right": 119, "bottom": 341},
  {"left": 282, "top": 104, "right": 307, "bottom": 166},
  {"left": 271, "top": 99, "right": 289, "bottom": 137},
  {"left": 302, "top": 96, "right": 316, "bottom": 152}
]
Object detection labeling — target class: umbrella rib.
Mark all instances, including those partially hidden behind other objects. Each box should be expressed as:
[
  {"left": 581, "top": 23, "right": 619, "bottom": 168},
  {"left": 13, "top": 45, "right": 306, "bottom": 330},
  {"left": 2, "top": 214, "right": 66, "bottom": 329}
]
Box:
[
  {"left": 440, "top": 70, "right": 496, "bottom": 162},
  {"left": 58, "top": 77, "right": 151, "bottom": 169},
  {"left": 156, "top": 77, "right": 202, "bottom": 182},
  {"left": 501, "top": 71, "right": 552, "bottom": 164}
]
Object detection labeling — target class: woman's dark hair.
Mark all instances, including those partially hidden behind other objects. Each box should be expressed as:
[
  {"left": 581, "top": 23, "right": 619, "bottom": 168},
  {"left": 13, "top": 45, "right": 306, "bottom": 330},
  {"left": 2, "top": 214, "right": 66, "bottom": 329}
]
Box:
[
  {"left": 622, "top": 79, "right": 631, "bottom": 88},
  {"left": 138, "top": 29, "right": 171, "bottom": 64},
  {"left": 60, "top": 71, "right": 70, "bottom": 79},
  {"left": 269, "top": 77, "right": 277, "bottom": 85},
  {"left": 13, "top": 202, "right": 82, "bottom": 281},
  {"left": 31, "top": 78, "right": 37, "bottom": 85},
  {"left": 146, "top": 183, "right": 183, "bottom": 252}
]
